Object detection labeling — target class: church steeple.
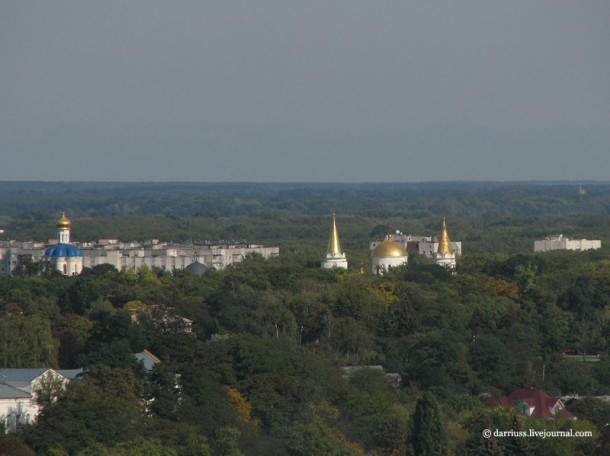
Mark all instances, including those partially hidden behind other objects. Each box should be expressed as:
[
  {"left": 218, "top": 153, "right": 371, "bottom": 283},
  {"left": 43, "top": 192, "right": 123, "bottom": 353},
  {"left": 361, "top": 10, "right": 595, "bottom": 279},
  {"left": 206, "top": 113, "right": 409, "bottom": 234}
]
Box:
[
  {"left": 321, "top": 213, "right": 348, "bottom": 269},
  {"left": 434, "top": 217, "right": 456, "bottom": 273},
  {"left": 327, "top": 213, "right": 342, "bottom": 256},
  {"left": 437, "top": 217, "right": 453, "bottom": 255},
  {"left": 57, "top": 210, "right": 71, "bottom": 244}
]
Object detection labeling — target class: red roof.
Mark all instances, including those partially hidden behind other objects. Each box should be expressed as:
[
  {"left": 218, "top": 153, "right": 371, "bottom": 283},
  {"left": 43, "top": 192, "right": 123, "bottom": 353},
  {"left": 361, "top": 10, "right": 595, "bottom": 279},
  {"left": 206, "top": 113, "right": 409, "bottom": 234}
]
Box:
[
  {"left": 483, "top": 396, "right": 510, "bottom": 407},
  {"left": 484, "top": 387, "right": 575, "bottom": 420}
]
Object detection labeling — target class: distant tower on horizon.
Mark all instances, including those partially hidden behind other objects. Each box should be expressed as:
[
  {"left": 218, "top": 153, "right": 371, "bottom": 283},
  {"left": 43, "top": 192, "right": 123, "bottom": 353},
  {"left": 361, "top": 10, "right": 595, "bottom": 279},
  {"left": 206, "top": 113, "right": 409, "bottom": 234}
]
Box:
[
  {"left": 321, "top": 213, "right": 348, "bottom": 269},
  {"left": 434, "top": 217, "right": 456, "bottom": 273},
  {"left": 578, "top": 183, "right": 587, "bottom": 196}
]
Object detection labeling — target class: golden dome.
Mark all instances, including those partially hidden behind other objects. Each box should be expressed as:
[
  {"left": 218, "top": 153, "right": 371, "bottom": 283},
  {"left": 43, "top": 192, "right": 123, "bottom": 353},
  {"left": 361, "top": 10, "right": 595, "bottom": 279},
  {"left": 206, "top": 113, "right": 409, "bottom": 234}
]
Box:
[
  {"left": 373, "top": 235, "right": 407, "bottom": 258},
  {"left": 56, "top": 210, "right": 71, "bottom": 229}
]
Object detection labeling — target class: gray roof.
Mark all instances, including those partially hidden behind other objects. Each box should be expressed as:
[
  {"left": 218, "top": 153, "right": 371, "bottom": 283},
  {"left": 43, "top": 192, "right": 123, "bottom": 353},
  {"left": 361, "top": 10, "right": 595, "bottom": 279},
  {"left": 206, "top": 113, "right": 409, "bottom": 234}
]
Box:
[
  {"left": 135, "top": 350, "right": 161, "bottom": 372},
  {"left": 0, "top": 368, "right": 70, "bottom": 394},
  {"left": 0, "top": 368, "right": 52, "bottom": 384},
  {"left": 57, "top": 368, "right": 84, "bottom": 380},
  {"left": 0, "top": 383, "right": 31, "bottom": 399}
]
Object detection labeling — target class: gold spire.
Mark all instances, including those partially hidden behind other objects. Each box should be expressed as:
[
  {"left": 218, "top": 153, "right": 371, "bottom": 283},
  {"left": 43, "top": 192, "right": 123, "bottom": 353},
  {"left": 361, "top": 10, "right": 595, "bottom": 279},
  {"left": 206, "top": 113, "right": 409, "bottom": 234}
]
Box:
[
  {"left": 327, "top": 213, "right": 342, "bottom": 256},
  {"left": 437, "top": 217, "right": 453, "bottom": 254},
  {"left": 56, "top": 210, "right": 71, "bottom": 229}
]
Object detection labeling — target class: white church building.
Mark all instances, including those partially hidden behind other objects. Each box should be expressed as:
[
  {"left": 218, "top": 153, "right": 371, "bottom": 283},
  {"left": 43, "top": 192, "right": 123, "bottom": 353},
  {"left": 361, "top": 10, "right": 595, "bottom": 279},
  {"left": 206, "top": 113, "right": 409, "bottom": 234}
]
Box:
[{"left": 370, "top": 218, "right": 460, "bottom": 274}]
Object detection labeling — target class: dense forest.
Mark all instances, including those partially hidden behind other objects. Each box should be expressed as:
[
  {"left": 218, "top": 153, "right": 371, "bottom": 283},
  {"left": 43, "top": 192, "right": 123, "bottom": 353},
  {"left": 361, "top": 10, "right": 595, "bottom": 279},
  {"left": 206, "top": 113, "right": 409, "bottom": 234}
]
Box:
[{"left": 1, "top": 181, "right": 610, "bottom": 455}]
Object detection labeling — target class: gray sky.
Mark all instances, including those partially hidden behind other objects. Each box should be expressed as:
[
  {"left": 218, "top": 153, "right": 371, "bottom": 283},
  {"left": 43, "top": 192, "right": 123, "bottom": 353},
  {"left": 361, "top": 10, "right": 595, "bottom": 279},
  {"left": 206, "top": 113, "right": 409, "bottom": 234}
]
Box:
[{"left": 1, "top": 1, "right": 609, "bottom": 182}]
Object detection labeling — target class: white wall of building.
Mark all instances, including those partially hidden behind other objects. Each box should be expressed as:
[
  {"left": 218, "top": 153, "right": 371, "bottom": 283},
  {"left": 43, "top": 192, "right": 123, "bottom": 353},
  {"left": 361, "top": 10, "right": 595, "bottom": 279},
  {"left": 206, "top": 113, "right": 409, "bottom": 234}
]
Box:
[
  {"left": 0, "top": 397, "right": 38, "bottom": 432},
  {"left": 372, "top": 255, "right": 407, "bottom": 275},
  {"left": 0, "top": 369, "right": 69, "bottom": 432},
  {"left": 419, "top": 241, "right": 462, "bottom": 258},
  {"left": 534, "top": 235, "right": 601, "bottom": 252},
  {"left": 321, "top": 255, "right": 348, "bottom": 269},
  {"left": 1, "top": 241, "right": 279, "bottom": 275}
]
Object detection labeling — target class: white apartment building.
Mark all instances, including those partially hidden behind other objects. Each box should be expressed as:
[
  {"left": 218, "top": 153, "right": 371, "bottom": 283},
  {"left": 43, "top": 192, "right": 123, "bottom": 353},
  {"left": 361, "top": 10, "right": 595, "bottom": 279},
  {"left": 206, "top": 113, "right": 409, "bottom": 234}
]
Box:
[
  {"left": 534, "top": 235, "right": 601, "bottom": 253},
  {"left": 0, "top": 239, "right": 279, "bottom": 275}
]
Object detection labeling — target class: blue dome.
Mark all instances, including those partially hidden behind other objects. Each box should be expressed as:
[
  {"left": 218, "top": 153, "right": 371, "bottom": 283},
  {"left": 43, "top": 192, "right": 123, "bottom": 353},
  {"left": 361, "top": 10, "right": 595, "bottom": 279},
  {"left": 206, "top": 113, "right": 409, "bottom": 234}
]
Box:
[{"left": 45, "top": 243, "right": 83, "bottom": 258}]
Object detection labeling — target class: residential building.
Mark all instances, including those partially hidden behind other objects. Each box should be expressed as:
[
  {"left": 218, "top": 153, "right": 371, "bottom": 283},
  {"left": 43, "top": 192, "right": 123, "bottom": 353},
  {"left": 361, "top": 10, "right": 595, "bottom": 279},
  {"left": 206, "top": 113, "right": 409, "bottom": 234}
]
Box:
[
  {"left": 534, "top": 235, "right": 601, "bottom": 253},
  {"left": 0, "top": 212, "right": 279, "bottom": 275},
  {"left": 0, "top": 368, "right": 80, "bottom": 431},
  {"left": 484, "top": 387, "right": 575, "bottom": 420}
]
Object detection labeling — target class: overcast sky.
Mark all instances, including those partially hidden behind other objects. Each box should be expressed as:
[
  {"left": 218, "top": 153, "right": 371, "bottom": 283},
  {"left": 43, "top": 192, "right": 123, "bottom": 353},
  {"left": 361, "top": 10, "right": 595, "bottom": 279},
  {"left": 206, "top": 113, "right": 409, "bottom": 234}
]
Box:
[{"left": 1, "top": 1, "right": 609, "bottom": 182}]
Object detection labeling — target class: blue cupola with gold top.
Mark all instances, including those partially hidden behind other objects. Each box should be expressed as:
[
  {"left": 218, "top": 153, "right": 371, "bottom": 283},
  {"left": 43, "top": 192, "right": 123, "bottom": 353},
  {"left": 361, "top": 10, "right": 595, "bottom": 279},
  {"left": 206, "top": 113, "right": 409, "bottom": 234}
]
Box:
[{"left": 44, "top": 210, "right": 84, "bottom": 275}]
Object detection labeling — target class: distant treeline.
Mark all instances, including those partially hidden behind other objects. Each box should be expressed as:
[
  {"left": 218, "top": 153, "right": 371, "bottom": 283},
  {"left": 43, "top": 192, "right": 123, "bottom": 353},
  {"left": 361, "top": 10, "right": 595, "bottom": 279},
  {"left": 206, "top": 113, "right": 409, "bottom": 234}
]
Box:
[{"left": 0, "top": 181, "right": 609, "bottom": 217}]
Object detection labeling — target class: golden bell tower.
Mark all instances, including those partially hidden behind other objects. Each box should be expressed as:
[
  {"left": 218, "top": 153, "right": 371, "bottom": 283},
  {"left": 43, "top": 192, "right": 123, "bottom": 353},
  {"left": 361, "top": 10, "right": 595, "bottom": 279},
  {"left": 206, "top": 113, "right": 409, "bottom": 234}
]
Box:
[
  {"left": 321, "top": 213, "right": 348, "bottom": 269},
  {"left": 437, "top": 217, "right": 453, "bottom": 255},
  {"left": 434, "top": 217, "right": 456, "bottom": 273}
]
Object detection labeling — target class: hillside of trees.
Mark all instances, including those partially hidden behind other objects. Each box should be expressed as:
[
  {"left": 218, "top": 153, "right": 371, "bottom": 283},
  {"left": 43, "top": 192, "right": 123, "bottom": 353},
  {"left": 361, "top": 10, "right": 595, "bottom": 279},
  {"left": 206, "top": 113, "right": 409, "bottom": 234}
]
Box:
[{"left": 0, "top": 181, "right": 609, "bottom": 455}]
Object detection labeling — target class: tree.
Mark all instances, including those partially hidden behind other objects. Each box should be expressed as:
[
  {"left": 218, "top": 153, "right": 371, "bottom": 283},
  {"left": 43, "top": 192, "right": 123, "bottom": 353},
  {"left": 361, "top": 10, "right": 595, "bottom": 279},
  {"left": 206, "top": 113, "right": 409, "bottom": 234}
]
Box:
[
  {"left": 214, "top": 427, "right": 244, "bottom": 456},
  {"left": 342, "top": 368, "right": 409, "bottom": 453},
  {"left": 547, "top": 356, "right": 597, "bottom": 395},
  {"left": 503, "top": 415, "right": 528, "bottom": 456},
  {"left": 286, "top": 404, "right": 362, "bottom": 456},
  {"left": 0, "top": 433, "right": 34, "bottom": 456},
  {"left": 566, "top": 397, "right": 610, "bottom": 429},
  {"left": 76, "top": 438, "right": 178, "bottom": 456},
  {"left": 597, "top": 424, "right": 610, "bottom": 456},
  {"left": 411, "top": 392, "right": 448, "bottom": 456},
  {"left": 81, "top": 365, "right": 144, "bottom": 407},
  {"left": 0, "top": 314, "right": 58, "bottom": 368},
  {"left": 332, "top": 317, "right": 372, "bottom": 361},
  {"left": 469, "top": 335, "right": 520, "bottom": 392},
  {"left": 406, "top": 331, "right": 461, "bottom": 388},
  {"left": 35, "top": 371, "right": 68, "bottom": 408},
  {"left": 24, "top": 368, "right": 145, "bottom": 454},
  {"left": 77, "top": 312, "right": 145, "bottom": 371},
  {"left": 57, "top": 314, "right": 92, "bottom": 368},
  {"left": 67, "top": 277, "right": 103, "bottom": 315},
  {"left": 460, "top": 407, "right": 513, "bottom": 456}
]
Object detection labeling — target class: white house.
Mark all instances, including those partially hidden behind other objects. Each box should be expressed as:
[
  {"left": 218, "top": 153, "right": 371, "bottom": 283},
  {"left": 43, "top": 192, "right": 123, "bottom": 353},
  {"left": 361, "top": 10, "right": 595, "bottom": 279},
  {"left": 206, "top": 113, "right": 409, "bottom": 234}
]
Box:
[{"left": 0, "top": 368, "right": 79, "bottom": 432}]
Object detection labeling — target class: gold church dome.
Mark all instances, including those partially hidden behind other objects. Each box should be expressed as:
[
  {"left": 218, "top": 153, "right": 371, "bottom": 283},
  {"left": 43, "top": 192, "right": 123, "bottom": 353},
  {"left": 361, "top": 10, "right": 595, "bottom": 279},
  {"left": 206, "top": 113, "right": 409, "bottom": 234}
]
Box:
[
  {"left": 373, "top": 235, "right": 407, "bottom": 258},
  {"left": 56, "top": 210, "right": 71, "bottom": 229}
]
